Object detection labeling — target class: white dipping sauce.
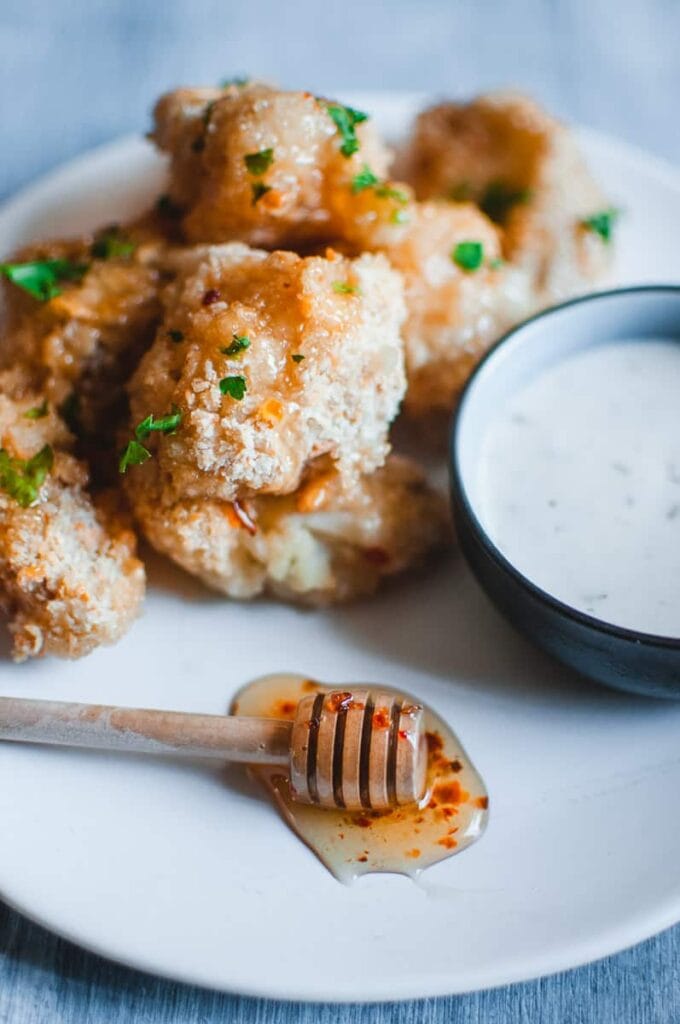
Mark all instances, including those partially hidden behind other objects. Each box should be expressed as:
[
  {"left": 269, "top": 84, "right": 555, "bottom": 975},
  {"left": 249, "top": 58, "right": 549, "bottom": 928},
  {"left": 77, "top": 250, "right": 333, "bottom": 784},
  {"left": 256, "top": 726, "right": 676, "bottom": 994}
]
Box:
[{"left": 477, "top": 339, "right": 680, "bottom": 637}]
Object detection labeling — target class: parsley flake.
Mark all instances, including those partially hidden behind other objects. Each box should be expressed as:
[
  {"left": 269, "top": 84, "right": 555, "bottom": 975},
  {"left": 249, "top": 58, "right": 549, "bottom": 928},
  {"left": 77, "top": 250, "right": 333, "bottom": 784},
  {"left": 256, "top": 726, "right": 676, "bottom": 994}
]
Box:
[
  {"left": 221, "top": 76, "right": 249, "bottom": 88},
  {"left": 375, "top": 184, "right": 408, "bottom": 204},
  {"left": 24, "top": 400, "right": 48, "bottom": 420},
  {"left": 118, "top": 406, "right": 182, "bottom": 474},
  {"left": 91, "top": 225, "right": 136, "bottom": 261},
  {"left": 251, "top": 182, "right": 272, "bottom": 205},
  {"left": 581, "top": 208, "right": 619, "bottom": 243},
  {"left": 325, "top": 103, "right": 368, "bottom": 157},
  {"left": 244, "top": 148, "right": 274, "bottom": 175},
  {"left": 0, "top": 259, "right": 88, "bottom": 301},
  {"left": 332, "top": 281, "right": 361, "bottom": 295},
  {"left": 221, "top": 334, "right": 251, "bottom": 357},
  {"left": 167, "top": 329, "right": 184, "bottom": 343},
  {"left": 0, "top": 445, "right": 54, "bottom": 508},
  {"left": 481, "top": 181, "right": 532, "bottom": 223},
  {"left": 391, "top": 208, "right": 409, "bottom": 225},
  {"left": 291, "top": 353, "right": 305, "bottom": 363},
  {"left": 119, "top": 440, "right": 151, "bottom": 474},
  {"left": 452, "top": 241, "right": 485, "bottom": 272},
  {"left": 220, "top": 375, "right": 247, "bottom": 400},
  {"left": 351, "top": 165, "right": 380, "bottom": 193}
]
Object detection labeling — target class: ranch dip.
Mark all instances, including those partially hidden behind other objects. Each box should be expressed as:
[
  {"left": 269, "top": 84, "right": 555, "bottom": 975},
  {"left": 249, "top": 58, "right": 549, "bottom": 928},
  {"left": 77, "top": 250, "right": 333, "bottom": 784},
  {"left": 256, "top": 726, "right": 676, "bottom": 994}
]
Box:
[{"left": 476, "top": 339, "right": 680, "bottom": 638}]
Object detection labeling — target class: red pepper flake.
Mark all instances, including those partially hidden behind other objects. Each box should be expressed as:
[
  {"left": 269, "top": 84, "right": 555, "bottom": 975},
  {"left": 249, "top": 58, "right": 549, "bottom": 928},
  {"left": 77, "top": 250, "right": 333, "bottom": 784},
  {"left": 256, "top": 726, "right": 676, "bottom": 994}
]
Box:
[
  {"left": 372, "top": 707, "right": 390, "bottom": 729},
  {"left": 426, "top": 731, "right": 444, "bottom": 754},
  {"left": 230, "top": 499, "right": 257, "bottom": 535},
  {"left": 362, "top": 546, "right": 390, "bottom": 567},
  {"left": 475, "top": 795, "right": 489, "bottom": 810},
  {"left": 355, "top": 816, "right": 372, "bottom": 828},
  {"left": 327, "top": 691, "right": 354, "bottom": 713},
  {"left": 405, "top": 848, "right": 421, "bottom": 859},
  {"left": 434, "top": 780, "right": 469, "bottom": 805},
  {"left": 202, "top": 288, "right": 221, "bottom": 306},
  {"left": 357, "top": 855, "right": 368, "bottom": 863},
  {"left": 275, "top": 700, "right": 296, "bottom": 718},
  {"left": 450, "top": 758, "right": 463, "bottom": 773},
  {"left": 437, "top": 836, "right": 458, "bottom": 850},
  {"left": 398, "top": 729, "right": 408, "bottom": 741}
]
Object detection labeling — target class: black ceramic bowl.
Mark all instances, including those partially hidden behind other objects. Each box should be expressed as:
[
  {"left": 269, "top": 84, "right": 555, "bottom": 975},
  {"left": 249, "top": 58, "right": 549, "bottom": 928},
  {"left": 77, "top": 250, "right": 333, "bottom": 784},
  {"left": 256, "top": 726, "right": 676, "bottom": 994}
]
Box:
[{"left": 450, "top": 286, "right": 680, "bottom": 699}]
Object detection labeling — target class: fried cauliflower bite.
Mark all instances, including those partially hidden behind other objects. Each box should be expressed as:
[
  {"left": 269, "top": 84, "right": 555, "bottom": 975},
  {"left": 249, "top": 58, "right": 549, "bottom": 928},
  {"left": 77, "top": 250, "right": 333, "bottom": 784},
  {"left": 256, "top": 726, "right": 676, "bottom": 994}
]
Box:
[
  {"left": 331, "top": 181, "right": 531, "bottom": 418},
  {"left": 127, "top": 243, "right": 406, "bottom": 501},
  {"left": 404, "top": 92, "right": 614, "bottom": 304},
  {"left": 0, "top": 222, "right": 167, "bottom": 445},
  {"left": 128, "top": 454, "right": 448, "bottom": 603},
  {"left": 151, "top": 83, "right": 391, "bottom": 247},
  {"left": 0, "top": 373, "right": 145, "bottom": 660}
]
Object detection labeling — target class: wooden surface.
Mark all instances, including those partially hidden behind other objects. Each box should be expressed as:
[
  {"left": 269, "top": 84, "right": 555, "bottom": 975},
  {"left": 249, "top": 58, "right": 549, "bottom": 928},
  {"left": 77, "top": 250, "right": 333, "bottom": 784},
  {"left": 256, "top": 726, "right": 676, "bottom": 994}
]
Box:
[{"left": 1, "top": 0, "right": 679, "bottom": 1020}]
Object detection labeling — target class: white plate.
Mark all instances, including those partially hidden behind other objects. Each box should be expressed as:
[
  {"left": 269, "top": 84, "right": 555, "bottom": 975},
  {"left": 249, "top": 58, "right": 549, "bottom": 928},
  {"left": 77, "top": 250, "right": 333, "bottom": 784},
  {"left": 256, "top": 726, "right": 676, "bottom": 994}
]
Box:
[{"left": 1, "top": 93, "right": 680, "bottom": 1004}]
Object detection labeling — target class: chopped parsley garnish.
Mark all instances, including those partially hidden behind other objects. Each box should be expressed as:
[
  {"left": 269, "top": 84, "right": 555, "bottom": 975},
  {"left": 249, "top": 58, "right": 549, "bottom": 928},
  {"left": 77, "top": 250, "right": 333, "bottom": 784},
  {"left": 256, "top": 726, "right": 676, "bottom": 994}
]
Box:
[
  {"left": 291, "top": 353, "right": 305, "bottom": 363},
  {"left": 91, "top": 225, "right": 136, "bottom": 261},
  {"left": 452, "top": 240, "right": 485, "bottom": 272},
  {"left": 0, "top": 259, "right": 88, "bottom": 301},
  {"left": 244, "top": 148, "right": 274, "bottom": 175},
  {"left": 24, "top": 400, "right": 48, "bottom": 420},
  {"left": 325, "top": 103, "right": 368, "bottom": 157},
  {"left": 59, "top": 392, "right": 81, "bottom": 434},
  {"left": 391, "top": 208, "right": 409, "bottom": 225},
  {"left": 219, "top": 375, "right": 247, "bottom": 400},
  {"left": 118, "top": 406, "right": 182, "bottom": 474},
  {"left": 0, "top": 445, "right": 53, "bottom": 508},
  {"left": 480, "top": 181, "right": 532, "bottom": 223},
  {"left": 135, "top": 407, "right": 182, "bottom": 440},
  {"left": 119, "top": 440, "right": 151, "bottom": 473},
  {"left": 251, "top": 182, "right": 272, "bottom": 205},
  {"left": 221, "top": 334, "right": 251, "bottom": 357},
  {"left": 221, "top": 76, "right": 249, "bottom": 88},
  {"left": 332, "top": 281, "right": 361, "bottom": 295},
  {"left": 351, "top": 164, "right": 380, "bottom": 192},
  {"left": 375, "top": 184, "right": 408, "bottom": 204},
  {"left": 581, "top": 208, "right": 619, "bottom": 243},
  {"left": 167, "top": 329, "right": 184, "bottom": 343},
  {"left": 156, "top": 193, "right": 184, "bottom": 219}
]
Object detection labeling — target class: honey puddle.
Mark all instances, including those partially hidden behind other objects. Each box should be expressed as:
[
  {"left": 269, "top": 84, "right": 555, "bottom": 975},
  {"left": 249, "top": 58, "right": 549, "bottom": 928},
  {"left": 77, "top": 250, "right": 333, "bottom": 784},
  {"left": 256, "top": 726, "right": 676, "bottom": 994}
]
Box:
[{"left": 231, "top": 674, "right": 488, "bottom": 883}]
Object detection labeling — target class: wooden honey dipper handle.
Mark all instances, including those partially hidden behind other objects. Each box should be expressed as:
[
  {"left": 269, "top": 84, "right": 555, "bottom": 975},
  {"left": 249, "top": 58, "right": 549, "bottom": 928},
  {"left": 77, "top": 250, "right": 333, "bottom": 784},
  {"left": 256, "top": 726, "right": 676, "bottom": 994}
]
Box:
[
  {"left": 0, "top": 690, "right": 428, "bottom": 812},
  {"left": 0, "top": 696, "right": 292, "bottom": 765}
]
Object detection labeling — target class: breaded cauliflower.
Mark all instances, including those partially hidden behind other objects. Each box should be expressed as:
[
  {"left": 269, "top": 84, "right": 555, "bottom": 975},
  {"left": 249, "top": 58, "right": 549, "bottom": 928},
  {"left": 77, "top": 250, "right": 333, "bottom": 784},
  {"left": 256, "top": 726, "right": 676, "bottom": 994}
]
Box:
[
  {"left": 0, "top": 372, "right": 145, "bottom": 660},
  {"left": 128, "top": 454, "right": 448, "bottom": 603},
  {"left": 151, "top": 83, "right": 391, "bottom": 247},
  {"left": 404, "top": 92, "right": 614, "bottom": 304},
  {"left": 331, "top": 180, "right": 531, "bottom": 418},
  {"left": 0, "top": 221, "right": 167, "bottom": 445},
  {"left": 127, "top": 243, "right": 406, "bottom": 501}
]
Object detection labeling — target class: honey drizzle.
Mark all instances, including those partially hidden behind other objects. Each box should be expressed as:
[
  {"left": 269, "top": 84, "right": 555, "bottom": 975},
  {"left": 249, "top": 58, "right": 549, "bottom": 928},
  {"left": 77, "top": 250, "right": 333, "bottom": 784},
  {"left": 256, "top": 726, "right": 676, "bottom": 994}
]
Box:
[{"left": 231, "top": 674, "right": 488, "bottom": 883}]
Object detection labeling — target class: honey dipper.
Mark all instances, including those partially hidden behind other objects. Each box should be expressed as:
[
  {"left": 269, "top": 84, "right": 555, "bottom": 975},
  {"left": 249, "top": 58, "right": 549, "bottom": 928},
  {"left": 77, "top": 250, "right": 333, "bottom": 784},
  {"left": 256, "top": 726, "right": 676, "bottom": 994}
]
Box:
[{"left": 0, "top": 690, "right": 428, "bottom": 811}]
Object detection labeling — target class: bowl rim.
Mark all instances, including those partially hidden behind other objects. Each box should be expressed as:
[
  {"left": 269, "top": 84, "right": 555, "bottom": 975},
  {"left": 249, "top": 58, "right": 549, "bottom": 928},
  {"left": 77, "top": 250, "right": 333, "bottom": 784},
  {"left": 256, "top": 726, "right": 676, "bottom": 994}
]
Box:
[{"left": 450, "top": 283, "right": 680, "bottom": 652}]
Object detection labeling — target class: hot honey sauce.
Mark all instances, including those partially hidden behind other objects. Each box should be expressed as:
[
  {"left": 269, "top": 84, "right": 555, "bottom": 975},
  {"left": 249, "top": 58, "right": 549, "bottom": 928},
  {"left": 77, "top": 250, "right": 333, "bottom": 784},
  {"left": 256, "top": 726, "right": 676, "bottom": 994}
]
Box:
[{"left": 231, "top": 673, "right": 489, "bottom": 883}]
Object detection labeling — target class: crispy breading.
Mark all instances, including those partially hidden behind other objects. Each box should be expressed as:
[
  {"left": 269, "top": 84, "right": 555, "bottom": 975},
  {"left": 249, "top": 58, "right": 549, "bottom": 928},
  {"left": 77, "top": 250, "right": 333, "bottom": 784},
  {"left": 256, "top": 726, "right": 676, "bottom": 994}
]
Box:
[
  {"left": 151, "top": 83, "right": 391, "bottom": 247},
  {"left": 128, "top": 454, "right": 448, "bottom": 603},
  {"left": 0, "top": 375, "right": 145, "bottom": 660},
  {"left": 0, "top": 221, "right": 167, "bottom": 444},
  {"left": 404, "top": 92, "right": 613, "bottom": 304},
  {"left": 331, "top": 182, "right": 531, "bottom": 418},
  {"left": 127, "top": 243, "right": 406, "bottom": 501}
]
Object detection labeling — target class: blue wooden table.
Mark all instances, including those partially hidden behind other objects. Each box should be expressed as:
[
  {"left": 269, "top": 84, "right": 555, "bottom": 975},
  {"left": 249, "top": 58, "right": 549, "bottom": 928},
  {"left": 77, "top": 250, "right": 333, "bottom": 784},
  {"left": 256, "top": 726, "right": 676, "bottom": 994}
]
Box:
[{"left": 1, "top": 1, "right": 679, "bottom": 1020}]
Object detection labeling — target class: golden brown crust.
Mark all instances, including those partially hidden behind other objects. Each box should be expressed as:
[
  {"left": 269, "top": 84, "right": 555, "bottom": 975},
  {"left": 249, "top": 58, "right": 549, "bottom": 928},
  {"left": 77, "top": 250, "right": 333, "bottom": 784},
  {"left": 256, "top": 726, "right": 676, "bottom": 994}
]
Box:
[
  {"left": 129, "top": 454, "right": 448, "bottom": 603},
  {"left": 151, "top": 84, "right": 391, "bottom": 248},
  {"left": 404, "top": 91, "right": 613, "bottom": 304},
  {"left": 0, "top": 378, "right": 145, "bottom": 660},
  {"left": 127, "top": 242, "right": 406, "bottom": 502}
]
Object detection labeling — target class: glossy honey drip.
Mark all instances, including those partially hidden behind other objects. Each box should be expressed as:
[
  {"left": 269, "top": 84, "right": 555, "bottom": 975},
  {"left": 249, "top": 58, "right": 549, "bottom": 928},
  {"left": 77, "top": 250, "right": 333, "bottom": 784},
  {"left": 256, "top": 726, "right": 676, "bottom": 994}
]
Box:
[{"left": 232, "top": 673, "right": 489, "bottom": 883}]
